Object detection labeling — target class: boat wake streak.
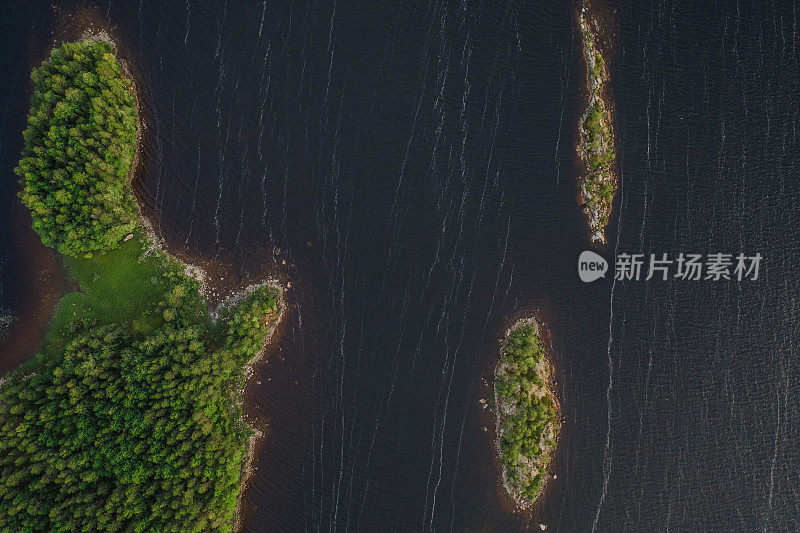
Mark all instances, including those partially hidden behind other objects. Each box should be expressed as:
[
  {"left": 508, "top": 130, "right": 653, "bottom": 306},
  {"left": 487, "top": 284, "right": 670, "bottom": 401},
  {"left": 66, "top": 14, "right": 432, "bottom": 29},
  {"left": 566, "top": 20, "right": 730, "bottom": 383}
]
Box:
[{"left": 591, "top": 150, "right": 625, "bottom": 533}]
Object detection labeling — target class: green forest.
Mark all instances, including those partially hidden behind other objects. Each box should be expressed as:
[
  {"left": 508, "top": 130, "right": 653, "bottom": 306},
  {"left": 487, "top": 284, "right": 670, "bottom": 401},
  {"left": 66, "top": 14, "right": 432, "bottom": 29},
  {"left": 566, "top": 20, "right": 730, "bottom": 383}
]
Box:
[
  {"left": 494, "top": 324, "right": 560, "bottom": 505},
  {"left": 15, "top": 40, "right": 138, "bottom": 257},
  {"left": 0, "top": 40, "right": 282, "bottom": 532}
]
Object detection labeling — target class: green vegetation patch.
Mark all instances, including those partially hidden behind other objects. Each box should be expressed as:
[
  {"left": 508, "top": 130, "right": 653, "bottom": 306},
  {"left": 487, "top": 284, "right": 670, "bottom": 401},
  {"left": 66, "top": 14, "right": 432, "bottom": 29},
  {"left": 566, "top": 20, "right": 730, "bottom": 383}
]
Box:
[
  {"left": 15, "top": 40, "right": 138, "bottom": 257},
  {"left": 590, "top": 52, "right": 604, "bottom": 79},
  {"left": 494, "top": 323, "right": 559, "bottom": 506},
  {"left": 584, "top": 103, "right": 614, "bottom": 172}
]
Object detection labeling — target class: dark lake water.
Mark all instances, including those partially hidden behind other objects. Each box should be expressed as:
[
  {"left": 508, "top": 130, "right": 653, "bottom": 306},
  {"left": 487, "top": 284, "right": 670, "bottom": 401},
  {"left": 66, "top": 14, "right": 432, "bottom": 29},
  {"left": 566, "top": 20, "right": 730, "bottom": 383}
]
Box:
[{"left": 2, "top": 1, "right": 799, "bottom": 531}]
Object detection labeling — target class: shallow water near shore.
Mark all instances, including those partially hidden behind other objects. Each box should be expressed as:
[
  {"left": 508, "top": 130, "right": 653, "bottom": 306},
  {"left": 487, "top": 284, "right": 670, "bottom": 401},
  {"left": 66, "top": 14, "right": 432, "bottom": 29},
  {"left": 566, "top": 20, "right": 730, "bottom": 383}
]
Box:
[{"left": 2, "top": 1, "right": 799, "bottom": 531}]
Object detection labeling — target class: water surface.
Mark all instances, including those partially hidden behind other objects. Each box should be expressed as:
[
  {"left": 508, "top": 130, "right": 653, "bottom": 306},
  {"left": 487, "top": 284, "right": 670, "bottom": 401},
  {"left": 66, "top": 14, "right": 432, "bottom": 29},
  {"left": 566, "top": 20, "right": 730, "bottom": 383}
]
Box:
[{"left": 1, "top": 1, "right": 798, "bottom": 531}]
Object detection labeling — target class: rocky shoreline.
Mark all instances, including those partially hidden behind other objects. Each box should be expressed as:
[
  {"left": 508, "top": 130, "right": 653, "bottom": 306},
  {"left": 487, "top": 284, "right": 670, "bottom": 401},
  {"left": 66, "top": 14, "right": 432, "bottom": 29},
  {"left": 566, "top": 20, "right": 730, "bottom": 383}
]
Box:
[{"left": 577, "top": 6, "right": 617, "bottom": 244}]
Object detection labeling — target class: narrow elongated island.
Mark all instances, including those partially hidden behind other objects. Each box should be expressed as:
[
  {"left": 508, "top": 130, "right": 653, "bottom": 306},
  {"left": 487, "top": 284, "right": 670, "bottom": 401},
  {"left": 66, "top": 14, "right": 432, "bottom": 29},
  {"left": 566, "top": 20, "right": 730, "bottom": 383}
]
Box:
[
  {"left": 577, "top": 7, "right": 617, "bottom": 244},
  {"left": 0, "top": 40, "right": 283, "bottom": 531},
  {"left": 493, "top": 320, "right": 560, "bottom": 507}
]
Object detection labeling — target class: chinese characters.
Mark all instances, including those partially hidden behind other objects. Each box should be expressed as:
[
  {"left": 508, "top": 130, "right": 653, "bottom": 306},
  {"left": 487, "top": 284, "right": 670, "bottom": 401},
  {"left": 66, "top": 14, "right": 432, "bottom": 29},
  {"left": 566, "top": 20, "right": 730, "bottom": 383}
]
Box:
[{"left": 614, "top": 253, "right": 762, "bottom": 281}]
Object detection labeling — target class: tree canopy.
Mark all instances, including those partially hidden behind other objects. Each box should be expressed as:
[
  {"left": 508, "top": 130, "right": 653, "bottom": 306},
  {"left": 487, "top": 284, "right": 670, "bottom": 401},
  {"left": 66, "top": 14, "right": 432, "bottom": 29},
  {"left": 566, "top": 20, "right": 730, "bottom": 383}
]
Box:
[
  {"left": 0, "top": 276, "right": 279, "bottom": 532},
  {"left": 15, "top": 40, "right": 138, "bottom": 257}
]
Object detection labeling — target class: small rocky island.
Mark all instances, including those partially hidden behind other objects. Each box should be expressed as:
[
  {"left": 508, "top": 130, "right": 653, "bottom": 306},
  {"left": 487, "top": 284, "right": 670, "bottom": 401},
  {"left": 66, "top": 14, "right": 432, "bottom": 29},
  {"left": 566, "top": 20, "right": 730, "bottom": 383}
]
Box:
[
  {"left": 493, "top": 319, "right": 560, "bottom": 508},
  {"left": 577, "top": 7, "right": 617, "bottom": 244}
]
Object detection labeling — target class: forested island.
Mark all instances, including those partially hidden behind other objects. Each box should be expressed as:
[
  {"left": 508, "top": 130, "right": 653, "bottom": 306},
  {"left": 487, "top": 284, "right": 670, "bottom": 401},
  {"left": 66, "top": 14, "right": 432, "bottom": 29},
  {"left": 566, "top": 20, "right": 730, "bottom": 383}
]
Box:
[
  {"left": 0, "top": 40, "right": 283, "bottom": 531},
  {"left": 493, "top": 320, "right": 560, "bottom": 508},
  {"left": 577, "top": 7, "right": 617, "bottom": 244}
]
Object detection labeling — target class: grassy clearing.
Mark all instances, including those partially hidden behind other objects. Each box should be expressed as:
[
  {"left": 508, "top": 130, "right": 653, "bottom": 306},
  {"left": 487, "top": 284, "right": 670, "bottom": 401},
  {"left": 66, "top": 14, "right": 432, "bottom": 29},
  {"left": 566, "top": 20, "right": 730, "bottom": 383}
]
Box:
[
  {"left": 42, "top": 229, "right": 212, "bottom": 358},
  {"left": 44, "top": 231, "right": 162, "bottom": 352}
]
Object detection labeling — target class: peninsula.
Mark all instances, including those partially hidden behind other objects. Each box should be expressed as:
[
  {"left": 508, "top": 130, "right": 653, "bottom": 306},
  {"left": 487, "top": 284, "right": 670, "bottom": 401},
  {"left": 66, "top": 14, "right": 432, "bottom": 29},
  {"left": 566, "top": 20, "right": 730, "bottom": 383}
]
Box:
[
  {"left": 0, "top": 39, "right": 282, "bottom": 531},
  {"left": 493, "top": 319, "right": 560, "bottom": 508},
  {"left": 577, "top": 7, "right": 617, "bottom": 244}
]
